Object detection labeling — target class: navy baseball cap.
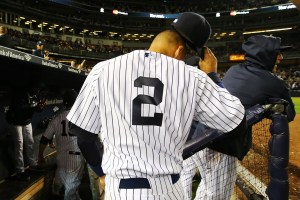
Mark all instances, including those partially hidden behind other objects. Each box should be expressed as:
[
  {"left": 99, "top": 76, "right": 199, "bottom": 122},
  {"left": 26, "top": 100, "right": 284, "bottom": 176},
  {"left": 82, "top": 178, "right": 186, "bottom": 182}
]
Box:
[
  {"left": 37, "top": 41, "right": 44, "bottom": 45},
  {"left": 171, "top": 12, "right": 211, "bottom": 55}
]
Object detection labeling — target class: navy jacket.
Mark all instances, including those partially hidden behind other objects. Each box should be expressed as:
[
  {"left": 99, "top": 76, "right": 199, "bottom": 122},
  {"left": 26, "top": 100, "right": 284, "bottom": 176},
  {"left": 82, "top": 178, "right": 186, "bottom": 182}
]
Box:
[
  {"left": 222, "top": 35, "right": 295, "bottom": 118},
  {"left": 209, "top": 35, "right": 295, "bottom": 160},
  {"left": 6, "top": 89, "right": 41, "bottom": 126}
]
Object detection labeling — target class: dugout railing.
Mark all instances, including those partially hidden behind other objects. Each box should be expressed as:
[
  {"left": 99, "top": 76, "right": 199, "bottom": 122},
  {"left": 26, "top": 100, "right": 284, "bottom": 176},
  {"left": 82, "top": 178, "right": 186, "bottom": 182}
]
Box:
[
  {"left": 234, "top": 101, "right": 290, "bottom": 200},
  {"left": 183, "top": 98, "right": 291, "bottom": 200}
]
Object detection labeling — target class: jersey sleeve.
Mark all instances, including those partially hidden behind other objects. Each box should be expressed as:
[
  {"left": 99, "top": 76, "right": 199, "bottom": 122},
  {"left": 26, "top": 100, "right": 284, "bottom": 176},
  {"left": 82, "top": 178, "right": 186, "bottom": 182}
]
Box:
[
  {"left": 67, "top": 69, "right": 102, "bottom": 134},
  {"left": 194, "top": 73, "right": 245, "bottom": 133}
]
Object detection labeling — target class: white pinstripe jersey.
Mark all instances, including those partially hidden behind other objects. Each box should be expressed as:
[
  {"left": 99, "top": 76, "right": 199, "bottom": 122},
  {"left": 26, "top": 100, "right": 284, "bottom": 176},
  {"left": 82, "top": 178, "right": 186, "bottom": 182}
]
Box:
[
  {"left": 43, "top": 109, "right": 84, "bottom": 171},
  {"left": 67, "top": 50, "right": 245, "bottom": 178}
]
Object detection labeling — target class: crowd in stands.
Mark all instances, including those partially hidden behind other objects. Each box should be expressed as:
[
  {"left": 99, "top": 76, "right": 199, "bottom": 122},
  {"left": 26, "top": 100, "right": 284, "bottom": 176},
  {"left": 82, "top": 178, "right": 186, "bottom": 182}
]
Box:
[
  {"left": 9, "top": 0, "right": 294, "bottom": 37},
  {"left": 79, "top": 0, "right": 290, "bottom": 13},
  {"left": 275, "top": 66, "right": 300, "bottom": 90},
  {"left": 14, "top": 0, "right": 290, "bottom": 15},
  {"left": 3, "top": 25, "right": 300, "bottom": 91}
]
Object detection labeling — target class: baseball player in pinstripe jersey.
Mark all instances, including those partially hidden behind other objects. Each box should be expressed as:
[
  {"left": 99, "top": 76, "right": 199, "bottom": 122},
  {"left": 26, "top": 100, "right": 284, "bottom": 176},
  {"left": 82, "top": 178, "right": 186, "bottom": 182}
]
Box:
[
  {"left": 67, "top": 12, "right": 247, "bottom": 200},
  {"left": 181, "top": 54, "right": 238, "bottom": 200},
  {"left": 181, "top": 35, "right": 296, "bottom": 200},
  {"left": 38, "top": 89, "right": 85, "bottom": 200}
]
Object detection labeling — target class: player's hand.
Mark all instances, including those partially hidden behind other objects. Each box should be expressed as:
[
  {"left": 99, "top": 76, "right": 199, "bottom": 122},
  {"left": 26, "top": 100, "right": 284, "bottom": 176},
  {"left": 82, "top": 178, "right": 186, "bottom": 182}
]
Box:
[
  {"left": 99, "top": 175, "right": 106, "bottom": 191},
  {"left": 199, "top": 47, "right": 217, "bottom": 74},
  {"left": 49, "top": 142, "right": 56, "bottom": 149}
]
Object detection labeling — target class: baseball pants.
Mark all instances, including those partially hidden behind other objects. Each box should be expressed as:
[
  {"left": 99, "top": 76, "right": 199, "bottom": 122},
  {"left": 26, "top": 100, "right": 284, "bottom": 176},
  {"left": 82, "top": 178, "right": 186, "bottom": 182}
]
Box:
[
  {"left": 57, "top": 163, "right": 84, "bottom": 200},
  {"left": 181, "top": 148, "right": 237, "bottom": 200},
  {"left": 105, "top": 174, "right": 184, "bottom": 200},
  {"left": 10, "top": 123, "right": 36, "bottom": 173}
]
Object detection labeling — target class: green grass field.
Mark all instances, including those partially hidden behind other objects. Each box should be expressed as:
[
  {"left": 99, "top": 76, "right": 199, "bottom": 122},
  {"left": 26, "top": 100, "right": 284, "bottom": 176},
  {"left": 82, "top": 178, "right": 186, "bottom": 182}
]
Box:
[{"left": 292, "top": 97, "right": 300, "bottom": 114}]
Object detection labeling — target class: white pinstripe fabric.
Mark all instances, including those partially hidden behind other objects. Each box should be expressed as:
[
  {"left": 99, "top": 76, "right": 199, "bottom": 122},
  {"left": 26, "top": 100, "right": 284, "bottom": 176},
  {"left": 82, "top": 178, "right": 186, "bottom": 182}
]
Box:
[
  {"left": 67, "top": 50, "right": 244, "bottom": 198},
  {"left": 43, "top": 109, "right": 85, "bottom": 199},
  {"left": 181, "top": 148, "right": 237, "bottom": 200},
  {"left": 11, "top": 124, "right": 36, "bottom": 173},
  {"left": 105, "top": 175, "right": 184, "bottom": 200},
  {"left": 181, "top": 156, "right": 197, "bottom": 200},
  {"left": 43, "top": 110, "right": 84, "bottom": 172}
]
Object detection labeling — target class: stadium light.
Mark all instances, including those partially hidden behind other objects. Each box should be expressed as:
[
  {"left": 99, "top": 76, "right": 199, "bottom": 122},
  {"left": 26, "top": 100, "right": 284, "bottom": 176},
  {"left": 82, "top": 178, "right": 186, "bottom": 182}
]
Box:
[{"left": 230, "top": 11, "right": 237, "bottom": 16}]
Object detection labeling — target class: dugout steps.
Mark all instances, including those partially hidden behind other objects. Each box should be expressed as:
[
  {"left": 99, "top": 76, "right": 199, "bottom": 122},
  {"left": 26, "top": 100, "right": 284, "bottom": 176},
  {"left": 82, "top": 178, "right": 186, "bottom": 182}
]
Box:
[
  {"left": 0, "top": 153, "right": 57, "bottom": 200},
  {"left": 0, "top": 120, "right": 93, "bottom": 199},
  {"left": 0, "top": 146, "right": 54, "bottom": 200},
  {"left": 0, "top": 128, "right": 57, "bottom": 200},
  {"left": 0, "top": 145, "right": 94, "bottom": 200}
]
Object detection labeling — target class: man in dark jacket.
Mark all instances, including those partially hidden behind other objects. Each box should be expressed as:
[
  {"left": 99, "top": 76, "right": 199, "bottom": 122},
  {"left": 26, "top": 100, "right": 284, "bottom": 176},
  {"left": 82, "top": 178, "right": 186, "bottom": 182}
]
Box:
[
  {"left": 181, "top": 35, "right": 295, "bottom": 200},
  {"left": 6, "top": 84, "right": 45, "bottom": 181}
]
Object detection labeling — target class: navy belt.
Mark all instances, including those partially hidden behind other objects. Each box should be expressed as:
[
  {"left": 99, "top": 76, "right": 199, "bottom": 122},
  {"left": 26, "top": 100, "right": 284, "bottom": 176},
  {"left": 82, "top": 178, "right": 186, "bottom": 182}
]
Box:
[
  {"left": 69, "top": 151, "right": 80, "bottom": 155},
  {"left": 119, "top": 174, "right": 180, "bottom": 189}
]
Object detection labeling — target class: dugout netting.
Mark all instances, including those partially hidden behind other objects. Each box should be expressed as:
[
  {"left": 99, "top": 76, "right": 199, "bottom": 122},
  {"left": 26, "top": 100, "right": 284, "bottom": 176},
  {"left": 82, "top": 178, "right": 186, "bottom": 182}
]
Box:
[
  {"left": 233, "top": 114, "right": 289, "bottom": 200},
  {"left": 233, "top": 118, "right": 271, "bottom": 200}
]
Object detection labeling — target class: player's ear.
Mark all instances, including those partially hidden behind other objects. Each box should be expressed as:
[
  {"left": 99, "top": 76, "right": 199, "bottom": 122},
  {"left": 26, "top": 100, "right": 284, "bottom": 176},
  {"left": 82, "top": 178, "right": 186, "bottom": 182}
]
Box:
[{"left": 173, "top": 45, "right": 185, "bottom": 60}]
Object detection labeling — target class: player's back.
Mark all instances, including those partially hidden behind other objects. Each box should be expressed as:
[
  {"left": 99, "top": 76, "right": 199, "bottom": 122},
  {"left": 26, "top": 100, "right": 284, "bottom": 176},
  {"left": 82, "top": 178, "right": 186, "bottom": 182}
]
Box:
[
  {"left": 45, "top": 110, "right": 83, "bottom": 170},
  {"left": 83, "top": 50, "right": 242, "bottom": 178}
]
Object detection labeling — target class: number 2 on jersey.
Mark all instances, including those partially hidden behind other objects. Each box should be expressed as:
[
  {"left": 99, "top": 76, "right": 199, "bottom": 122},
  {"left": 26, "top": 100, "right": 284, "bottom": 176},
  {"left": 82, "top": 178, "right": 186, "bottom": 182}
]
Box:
[{"left": 132, "top": 77, "right": 164, "bottom": 126}]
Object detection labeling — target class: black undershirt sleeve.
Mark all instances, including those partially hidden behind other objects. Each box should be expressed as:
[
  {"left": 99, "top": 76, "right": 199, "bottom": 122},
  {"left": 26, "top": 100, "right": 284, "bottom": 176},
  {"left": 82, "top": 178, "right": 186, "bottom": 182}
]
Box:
[{"left": 69, "top": 123, "right": 105, "bottom": 176}]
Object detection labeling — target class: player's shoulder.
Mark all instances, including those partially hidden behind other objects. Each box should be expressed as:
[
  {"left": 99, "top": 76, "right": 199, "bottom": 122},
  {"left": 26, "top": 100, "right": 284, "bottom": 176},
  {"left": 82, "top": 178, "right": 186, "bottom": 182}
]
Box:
[
  {"left": 92, "top": 51, "right": 141, "bottom": 72},
  {"left": 52, "top": 109, "right": 68, "bottom": 120},
  {"left": 91, "top": 51, "right": 134, "bottom": 70},
  {"left": 92, "top": 60, "right": 111, "bottom": 71},
  {"left": 184, "top": 63, "right": 208, "bottom": 78}
]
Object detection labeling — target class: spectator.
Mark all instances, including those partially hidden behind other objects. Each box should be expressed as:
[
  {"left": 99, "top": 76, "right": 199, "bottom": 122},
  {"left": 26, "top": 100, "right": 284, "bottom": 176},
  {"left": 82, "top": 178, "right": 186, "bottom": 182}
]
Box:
[
  {"left": 44, "top": 49, "right": 51, "bottom": 60},
  {"left": 33, "top": 41, "right": 49, "bottom": 59},
  {"left": 70, "top": 59, "right": 86, "bottom": 70},
  {"left": 0, "top": 25, "right": 13, "bottom": 48}
]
